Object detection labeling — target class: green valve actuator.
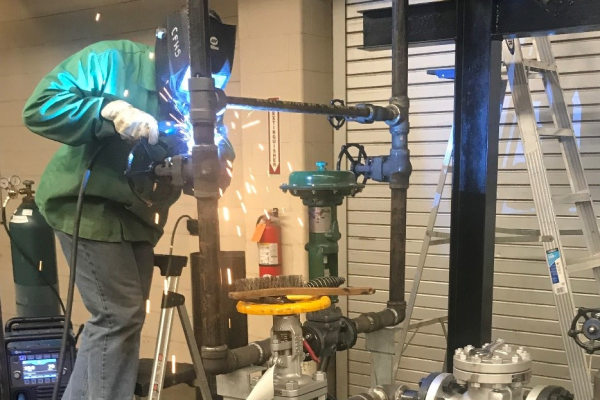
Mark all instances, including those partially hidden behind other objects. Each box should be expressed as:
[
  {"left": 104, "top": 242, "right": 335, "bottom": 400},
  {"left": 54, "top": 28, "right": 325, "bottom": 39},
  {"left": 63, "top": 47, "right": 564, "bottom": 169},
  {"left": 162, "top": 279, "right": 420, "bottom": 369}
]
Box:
[{"left": 281, "top": 162, "right": 364, "bottom": 280}]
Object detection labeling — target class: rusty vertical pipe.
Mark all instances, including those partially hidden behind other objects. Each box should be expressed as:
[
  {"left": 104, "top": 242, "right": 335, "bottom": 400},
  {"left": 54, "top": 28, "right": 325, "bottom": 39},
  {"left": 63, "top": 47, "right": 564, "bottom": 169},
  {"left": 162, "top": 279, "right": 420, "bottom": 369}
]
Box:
[
  {"left": 391, "top": 0, "right": 409, "bottom": 98},
  {"left": 187, "top": 0, "right": 226, "bottom": 353},
  {"left": 388, "top": 189, "right": 407, "bottom": 308},
  {"left": 387, "top": 0, "right": 410, "bottom": 320}
]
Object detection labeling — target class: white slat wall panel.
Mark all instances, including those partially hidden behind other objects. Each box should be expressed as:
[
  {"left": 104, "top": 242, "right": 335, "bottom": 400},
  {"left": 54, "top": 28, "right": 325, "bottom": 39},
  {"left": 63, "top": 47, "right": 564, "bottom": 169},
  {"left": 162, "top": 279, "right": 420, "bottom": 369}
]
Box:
[{"left": 343, "top": 0, "right": 600, "bottom": 396}]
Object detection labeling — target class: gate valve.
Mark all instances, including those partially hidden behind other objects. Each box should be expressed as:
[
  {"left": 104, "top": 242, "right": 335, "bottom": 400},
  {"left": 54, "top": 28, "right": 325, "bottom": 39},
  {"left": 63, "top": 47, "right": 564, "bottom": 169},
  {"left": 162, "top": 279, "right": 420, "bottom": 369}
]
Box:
[
  {"left": 336, "top": 143, "right": 368, "bottom": 185},
  {"left": 568, "top": 307, "right": 600, "bottom": 354}
]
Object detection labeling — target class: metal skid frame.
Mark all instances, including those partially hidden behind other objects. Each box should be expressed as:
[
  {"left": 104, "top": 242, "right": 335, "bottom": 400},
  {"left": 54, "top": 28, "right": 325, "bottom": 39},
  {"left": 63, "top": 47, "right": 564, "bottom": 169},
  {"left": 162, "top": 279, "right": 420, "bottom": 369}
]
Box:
[{"left": 359, "top": 0, "right": 600, "bottom": 372}]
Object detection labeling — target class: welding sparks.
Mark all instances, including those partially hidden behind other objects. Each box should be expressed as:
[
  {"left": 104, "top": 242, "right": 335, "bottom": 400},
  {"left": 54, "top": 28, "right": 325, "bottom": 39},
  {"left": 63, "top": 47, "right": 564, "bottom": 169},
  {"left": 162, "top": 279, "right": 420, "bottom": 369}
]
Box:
[
  {"left": 236, "top": 225, "right": 242, "bottom": 237},
  {"left": 250, "top": 174, "right": 255, "bottom": 182},
  {"left": 38, "top": 261, "right": 43, "bottom": 272},
  {"left": 154, "top": 213, "right": 160, "bottom": 225},
  {"left": 95, "top": 13, "right": 101, "bottom": 22},
  {"left": 149, "top": 52, "right": 155, "bottom": 60},
  {"left": 231, "top": 121, "right": 236, "bottom": 129},
  {"left": 264, "top": 209, "right": 270, "bottom": 220},
  {"left": 245, "top": 182, "right": 251, "bottom": 194},
  {"left": 236, "top": 190, "right": 242, "bottom": 200},
  {"left": 242, "top": 120, "right": 260, "bottom": 129},
  {"left": 234, "top": 111, "right": 240, "bottom": 119},
  {"left": 287, "top": 162, "right": 293, "bottom": 172},
  {"left": 227, "top": 268, "right": 233, "bottom": 285},
  {"left": 229, "top": 318, "right": 232, "bottom": 329},
  {"left": 223, "top": 207, "right": 230, "bottom": 221},
  {"left": 241, "top": 202, "right": 247, "bottom": 214},
  {"left": 146, "top": 300, "right": 150, "bottom": 314},
  {"left": 258, "top": 144, "right": 265, "bottom": 151},
  {"left": 251, "top": 185, "right": 257, "bottom": 194},
  {"left": 227, "top": 160, "right": 233, "bottom": 168},
  {"left": 226, "top": 168, "right": 233, "bottom": 178},
  {"left": 172, "top": 355, "right": 176, "bottom": 374},
  {"left": 266, "top": 187, "right": 270, "bottom": 193},
  {"left": 123, "top": 89, "right": 129, "bottom": 97},
  {"left": 219, "top": 188, "right": 224, "bottom": 197},
  {"left": 298, "top": 217, "right": 304, "bottom": 227}
]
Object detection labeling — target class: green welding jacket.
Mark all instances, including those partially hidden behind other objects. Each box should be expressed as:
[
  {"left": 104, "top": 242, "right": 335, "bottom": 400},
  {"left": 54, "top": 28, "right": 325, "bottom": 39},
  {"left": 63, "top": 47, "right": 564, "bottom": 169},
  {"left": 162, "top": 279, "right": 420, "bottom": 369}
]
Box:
[{"left": 23, "top": 40, "right": 178, "bottom": 245}]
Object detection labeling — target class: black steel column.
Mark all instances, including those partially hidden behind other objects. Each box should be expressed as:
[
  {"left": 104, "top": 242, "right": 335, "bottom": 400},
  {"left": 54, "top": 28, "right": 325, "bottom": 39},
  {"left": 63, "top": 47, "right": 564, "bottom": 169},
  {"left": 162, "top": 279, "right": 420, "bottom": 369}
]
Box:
[{"left": 446, "top": 0, "right": 502, "bottom": 370}]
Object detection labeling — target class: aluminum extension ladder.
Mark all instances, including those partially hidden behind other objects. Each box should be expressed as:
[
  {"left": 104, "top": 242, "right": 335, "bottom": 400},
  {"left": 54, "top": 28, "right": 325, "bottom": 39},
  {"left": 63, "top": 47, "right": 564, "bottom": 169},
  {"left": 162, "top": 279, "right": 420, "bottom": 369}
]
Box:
[{"left": 393, "top": 37, "right": 600, "bottom": 399}]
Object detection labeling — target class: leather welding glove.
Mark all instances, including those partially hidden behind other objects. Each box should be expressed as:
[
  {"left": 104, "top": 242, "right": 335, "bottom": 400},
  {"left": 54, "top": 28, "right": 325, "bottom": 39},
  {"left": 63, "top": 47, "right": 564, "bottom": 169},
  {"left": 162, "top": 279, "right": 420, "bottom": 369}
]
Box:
[{"left": 101, "top": 100, "right": 159, "bottom": 145}]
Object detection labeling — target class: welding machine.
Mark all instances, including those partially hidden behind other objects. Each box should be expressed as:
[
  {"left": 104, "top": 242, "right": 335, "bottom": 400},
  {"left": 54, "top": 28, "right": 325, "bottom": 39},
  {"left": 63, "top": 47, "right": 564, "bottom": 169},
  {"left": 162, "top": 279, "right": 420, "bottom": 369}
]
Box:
[{"left": 5, "top": 317, "right": 76, "bottom": 400}]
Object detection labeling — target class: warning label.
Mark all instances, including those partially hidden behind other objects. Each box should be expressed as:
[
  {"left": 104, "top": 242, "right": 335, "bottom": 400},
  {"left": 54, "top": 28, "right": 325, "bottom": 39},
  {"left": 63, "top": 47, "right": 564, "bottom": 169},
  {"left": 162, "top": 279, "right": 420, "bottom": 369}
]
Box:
[
  {"left": 309, "top": 207, "right": 332, "bottom": 233},
  {"left": 546, "top": 248, "right": 567, "bottom": 295},
  {"left": 258, "top": 243, "right": 279, "bottom": 265}
]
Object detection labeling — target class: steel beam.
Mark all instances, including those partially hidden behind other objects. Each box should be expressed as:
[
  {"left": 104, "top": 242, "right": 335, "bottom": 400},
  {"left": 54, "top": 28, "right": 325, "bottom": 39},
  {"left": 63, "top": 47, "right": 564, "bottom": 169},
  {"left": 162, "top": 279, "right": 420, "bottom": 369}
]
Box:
[
  {"left": 361, "top": 0, "right": 600, "bottom": 49},
  {"left": 446, "top": 0, "right": 501, "bottom": 371},
  {"left": 361, "top": 1, "right": 455, "bottom": 49}
]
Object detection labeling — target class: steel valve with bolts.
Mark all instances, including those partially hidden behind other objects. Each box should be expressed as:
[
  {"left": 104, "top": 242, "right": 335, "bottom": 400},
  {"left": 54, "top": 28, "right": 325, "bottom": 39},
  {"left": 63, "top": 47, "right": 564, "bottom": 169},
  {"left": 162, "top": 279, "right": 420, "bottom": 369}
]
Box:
[
  {"left": 270, "top": 315, "right": 328, "bottom": 400},
  {"left": 348, "top": 340, "right": 573, "bottom": 400}
]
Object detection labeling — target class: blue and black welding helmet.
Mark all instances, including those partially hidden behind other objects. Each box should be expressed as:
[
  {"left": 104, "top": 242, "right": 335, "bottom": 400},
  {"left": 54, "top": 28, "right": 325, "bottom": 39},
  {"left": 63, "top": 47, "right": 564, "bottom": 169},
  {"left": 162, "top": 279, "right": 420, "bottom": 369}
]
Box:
[{"left": 155, "top": 8, "right": 236, "bottom": 122}]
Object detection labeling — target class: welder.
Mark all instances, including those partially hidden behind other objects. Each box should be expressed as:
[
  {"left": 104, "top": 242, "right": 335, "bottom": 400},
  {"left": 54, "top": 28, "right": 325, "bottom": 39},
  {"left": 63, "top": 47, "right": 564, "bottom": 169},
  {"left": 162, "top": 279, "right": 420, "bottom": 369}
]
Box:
[{"left": 21, "top": 9, "right": 235, "bottom": 400}]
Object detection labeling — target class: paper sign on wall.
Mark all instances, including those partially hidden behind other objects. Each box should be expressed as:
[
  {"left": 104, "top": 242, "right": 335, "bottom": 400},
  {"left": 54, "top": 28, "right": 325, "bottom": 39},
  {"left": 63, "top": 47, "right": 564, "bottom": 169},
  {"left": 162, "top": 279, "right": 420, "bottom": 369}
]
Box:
[{"left": 268, "top": 98, "right": 281, "bottom": 175}]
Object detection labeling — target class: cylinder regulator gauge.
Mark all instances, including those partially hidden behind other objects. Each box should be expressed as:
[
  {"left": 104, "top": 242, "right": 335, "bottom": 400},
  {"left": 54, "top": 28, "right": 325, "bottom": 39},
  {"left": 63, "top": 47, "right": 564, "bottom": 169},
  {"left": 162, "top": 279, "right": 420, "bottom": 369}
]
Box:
[
  {"left": 0, "top": 178, "right": 9, "bottom": 190},
  {"left": 9, "top": 175, "right": 21, "bottom": 187}
]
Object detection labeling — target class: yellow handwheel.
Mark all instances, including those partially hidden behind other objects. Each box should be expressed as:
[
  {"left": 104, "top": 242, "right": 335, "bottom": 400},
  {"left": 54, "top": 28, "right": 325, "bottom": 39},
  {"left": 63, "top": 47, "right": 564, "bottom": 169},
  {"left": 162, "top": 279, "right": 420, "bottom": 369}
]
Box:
[{"left": 236, "top": 296, "right": 331, "bottom": 315}]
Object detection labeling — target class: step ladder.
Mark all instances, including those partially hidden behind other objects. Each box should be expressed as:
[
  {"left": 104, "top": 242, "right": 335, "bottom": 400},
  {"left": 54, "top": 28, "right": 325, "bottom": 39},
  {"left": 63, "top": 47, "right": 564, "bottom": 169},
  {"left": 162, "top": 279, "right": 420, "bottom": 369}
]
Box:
[
  {"left": 391, "top": 37, "right": 599, "bottom": 399},
  {"left": 502, "top": 36, "right": 599, "bottom": 399}
]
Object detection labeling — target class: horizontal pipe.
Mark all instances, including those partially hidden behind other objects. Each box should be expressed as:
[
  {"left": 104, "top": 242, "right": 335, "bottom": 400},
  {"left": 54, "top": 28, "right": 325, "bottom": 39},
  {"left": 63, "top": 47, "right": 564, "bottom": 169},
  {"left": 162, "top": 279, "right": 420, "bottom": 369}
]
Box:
[
  {"left": 352, "top": 309, "right": 401, "bottom": 334},
  {"left": 202, "top": 339, "right": 271, "bottom": 375},
  {"left": 226, "top": 96, "right": 397, "bottom": 121}
]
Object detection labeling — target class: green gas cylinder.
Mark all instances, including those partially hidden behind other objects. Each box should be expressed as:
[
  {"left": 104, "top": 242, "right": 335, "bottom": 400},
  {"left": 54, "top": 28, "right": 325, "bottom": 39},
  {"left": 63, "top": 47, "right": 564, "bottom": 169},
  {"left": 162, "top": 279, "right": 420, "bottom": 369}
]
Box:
[
  {"left": 9, "top": 180, "right": 60, "bottom": 317},
  {"left": 281, "top": 162, "right": 364, "bottom": 280}
]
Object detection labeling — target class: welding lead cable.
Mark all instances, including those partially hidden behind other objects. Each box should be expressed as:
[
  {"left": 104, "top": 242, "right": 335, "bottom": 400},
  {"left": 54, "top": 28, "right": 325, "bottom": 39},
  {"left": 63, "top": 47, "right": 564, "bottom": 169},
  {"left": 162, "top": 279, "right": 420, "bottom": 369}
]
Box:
[{"left": 52, "top": 143, "right": 109, "bottom": 400}]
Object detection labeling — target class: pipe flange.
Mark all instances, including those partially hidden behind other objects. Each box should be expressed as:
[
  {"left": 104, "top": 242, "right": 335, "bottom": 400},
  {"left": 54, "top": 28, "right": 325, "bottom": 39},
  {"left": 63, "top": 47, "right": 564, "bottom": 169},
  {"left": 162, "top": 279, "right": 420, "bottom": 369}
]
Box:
[
  {"left": 526, "top": 385, "right": 574, "bottom": 400},
  {"left": 419, "top": 373, "right": 453, "bottom": 400},
  {"left": 453, "top": 343, "right": 532, "bottom": 375}
]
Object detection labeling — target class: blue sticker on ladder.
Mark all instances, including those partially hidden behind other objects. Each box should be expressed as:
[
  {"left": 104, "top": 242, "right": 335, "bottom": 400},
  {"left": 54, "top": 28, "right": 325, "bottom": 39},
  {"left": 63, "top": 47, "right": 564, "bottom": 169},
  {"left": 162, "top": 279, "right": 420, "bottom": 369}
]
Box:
[{"left": 547, "top": 248, "right": 561, "bottom": 284}]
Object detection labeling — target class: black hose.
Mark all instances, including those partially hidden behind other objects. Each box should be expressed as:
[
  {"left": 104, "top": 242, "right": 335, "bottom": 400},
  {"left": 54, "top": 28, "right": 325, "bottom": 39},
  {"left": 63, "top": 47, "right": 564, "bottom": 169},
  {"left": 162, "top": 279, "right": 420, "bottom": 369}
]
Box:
[
  {"left": 1, "top": 207, "right": 66, "bottom": 314},
  {"left": 52, "top": 144, "right": 107, "bottom": 400}
]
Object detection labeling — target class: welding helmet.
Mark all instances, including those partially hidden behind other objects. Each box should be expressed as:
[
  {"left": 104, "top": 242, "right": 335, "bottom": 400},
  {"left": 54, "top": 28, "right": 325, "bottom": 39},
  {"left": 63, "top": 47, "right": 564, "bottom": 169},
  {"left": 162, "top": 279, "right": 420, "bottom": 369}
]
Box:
[{"left": 155, "top": 8, "right": 236, "bottom": 122}]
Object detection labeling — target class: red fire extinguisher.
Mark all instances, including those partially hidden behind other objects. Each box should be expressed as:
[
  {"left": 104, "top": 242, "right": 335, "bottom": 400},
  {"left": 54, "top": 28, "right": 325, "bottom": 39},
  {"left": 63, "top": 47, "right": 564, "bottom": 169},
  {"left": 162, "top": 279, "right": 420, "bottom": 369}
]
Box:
[{"left": 255, "top": 208, "right": 282, "bottom": 277}]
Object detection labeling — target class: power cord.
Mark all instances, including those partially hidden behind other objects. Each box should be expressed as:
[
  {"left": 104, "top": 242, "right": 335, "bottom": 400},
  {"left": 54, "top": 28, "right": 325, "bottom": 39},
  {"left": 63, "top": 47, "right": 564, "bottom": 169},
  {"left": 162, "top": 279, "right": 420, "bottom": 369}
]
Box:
[
  {"left": 52, "top": 143, "right": 108, "bottom": 400},
  {"left": 1, "top": 205, "right": 66, "bottom": 314}
]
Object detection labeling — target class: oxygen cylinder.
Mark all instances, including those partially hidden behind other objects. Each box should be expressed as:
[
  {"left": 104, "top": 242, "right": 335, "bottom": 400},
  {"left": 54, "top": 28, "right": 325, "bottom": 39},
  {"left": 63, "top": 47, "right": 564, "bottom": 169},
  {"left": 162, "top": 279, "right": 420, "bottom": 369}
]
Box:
[{"left": 9, "top": 180, "right": 60, "bottom": 317}]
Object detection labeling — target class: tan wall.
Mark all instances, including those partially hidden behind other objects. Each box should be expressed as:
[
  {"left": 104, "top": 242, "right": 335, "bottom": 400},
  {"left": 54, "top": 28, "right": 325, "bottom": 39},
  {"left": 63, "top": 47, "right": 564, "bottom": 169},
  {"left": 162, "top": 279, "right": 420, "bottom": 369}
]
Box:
[
  {"left": 0, "top": 0, "right": 242, "bottom": 365},
  {"left": 238, "top": 0, "right": 333, "bottom": 341}
]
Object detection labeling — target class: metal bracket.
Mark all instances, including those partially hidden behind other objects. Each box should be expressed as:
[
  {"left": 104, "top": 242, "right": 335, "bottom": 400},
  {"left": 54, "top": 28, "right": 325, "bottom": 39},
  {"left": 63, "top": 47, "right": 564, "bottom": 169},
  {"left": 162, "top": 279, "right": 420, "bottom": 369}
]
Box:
[
  {"left": 365, "top": 326, "right": 402, "bottom": 387},
  {"left": 216, "top": 365, "right": 267, "bottom": 400}
]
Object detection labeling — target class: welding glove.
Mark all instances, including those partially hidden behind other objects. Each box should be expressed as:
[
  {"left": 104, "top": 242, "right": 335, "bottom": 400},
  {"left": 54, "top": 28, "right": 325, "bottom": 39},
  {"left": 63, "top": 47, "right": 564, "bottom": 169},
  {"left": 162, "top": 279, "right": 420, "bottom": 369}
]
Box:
[{"left": 101, "top": 100, "right": 159, "bottom": 145}]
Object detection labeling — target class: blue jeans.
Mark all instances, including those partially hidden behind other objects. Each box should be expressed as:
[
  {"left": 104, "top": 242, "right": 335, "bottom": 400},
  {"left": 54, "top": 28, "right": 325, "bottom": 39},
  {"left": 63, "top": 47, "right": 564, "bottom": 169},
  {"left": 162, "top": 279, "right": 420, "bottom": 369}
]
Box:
[{"left": 56, "top": 231, "right": 154, "bottom": 400}]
